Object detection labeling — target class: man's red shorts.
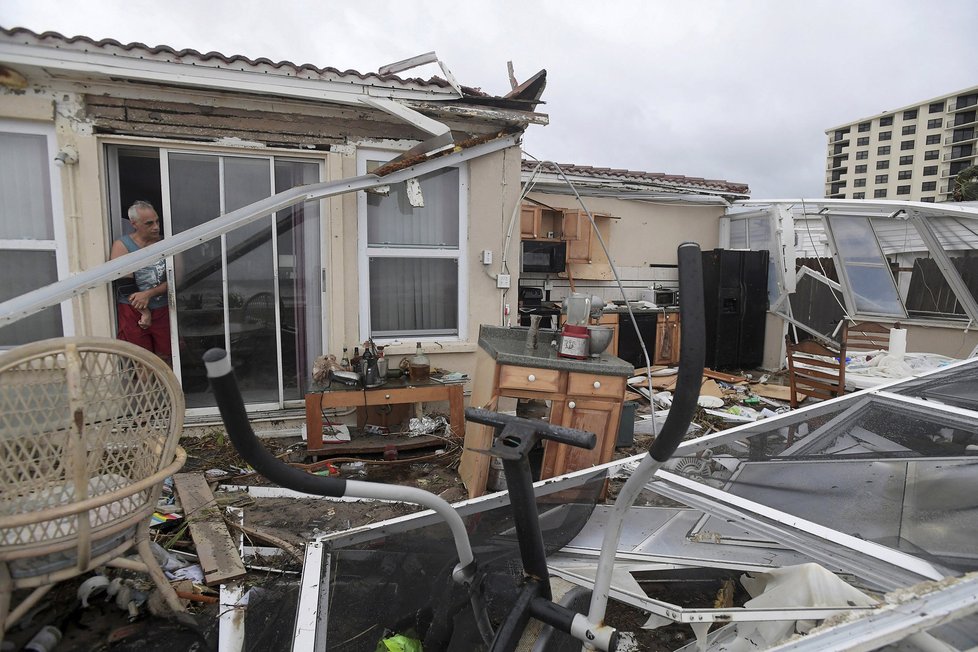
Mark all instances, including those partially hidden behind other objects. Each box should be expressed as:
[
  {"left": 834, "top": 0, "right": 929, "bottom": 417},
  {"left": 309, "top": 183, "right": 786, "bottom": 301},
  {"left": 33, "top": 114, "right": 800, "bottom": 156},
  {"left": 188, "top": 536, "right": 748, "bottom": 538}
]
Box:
[{"left": 117, "top": 303, "right": 171, "bottom": 361}]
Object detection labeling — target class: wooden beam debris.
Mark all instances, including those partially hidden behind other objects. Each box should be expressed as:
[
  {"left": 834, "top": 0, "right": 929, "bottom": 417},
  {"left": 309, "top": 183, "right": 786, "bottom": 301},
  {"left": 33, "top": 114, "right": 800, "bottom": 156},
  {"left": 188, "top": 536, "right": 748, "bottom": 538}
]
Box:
[{"left": 173, "top": 473, "right": 247, "bottom": 586}]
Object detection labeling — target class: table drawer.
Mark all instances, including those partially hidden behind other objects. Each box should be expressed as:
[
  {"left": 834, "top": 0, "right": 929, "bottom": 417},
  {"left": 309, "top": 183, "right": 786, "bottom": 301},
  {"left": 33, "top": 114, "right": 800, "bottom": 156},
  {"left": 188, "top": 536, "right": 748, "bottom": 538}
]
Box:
[
  {"left": 498, "top": 365, "right": 562, "bottom": 393},
  {"left": 567, "top": 373, "right": 625, "bottom": 399}
]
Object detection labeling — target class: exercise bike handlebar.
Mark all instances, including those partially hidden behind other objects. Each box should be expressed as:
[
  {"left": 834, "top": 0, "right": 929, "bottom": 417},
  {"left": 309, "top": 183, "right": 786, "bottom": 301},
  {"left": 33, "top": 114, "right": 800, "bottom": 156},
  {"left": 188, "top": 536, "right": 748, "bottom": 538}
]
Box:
[
  {"left": 648, "top": 241, "right": 706, "bottom": 462},
  {"left": 464, "top": 407, "right": 597, "bottom": 450}
]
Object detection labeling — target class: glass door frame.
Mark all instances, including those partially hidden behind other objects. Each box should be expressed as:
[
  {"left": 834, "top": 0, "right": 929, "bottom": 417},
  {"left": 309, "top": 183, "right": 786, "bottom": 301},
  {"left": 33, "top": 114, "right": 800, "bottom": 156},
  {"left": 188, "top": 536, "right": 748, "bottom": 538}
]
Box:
[{"left": 157, "top": 147, "right": 326, "bottom": 416}]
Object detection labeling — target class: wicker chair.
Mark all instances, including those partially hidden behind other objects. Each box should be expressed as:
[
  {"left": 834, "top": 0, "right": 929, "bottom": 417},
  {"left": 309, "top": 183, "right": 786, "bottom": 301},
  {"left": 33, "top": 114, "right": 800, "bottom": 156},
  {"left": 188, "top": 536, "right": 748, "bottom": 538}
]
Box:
[
  {"left": 0, "top": 337, "right": 187, "bottom": 636},
  {"left": 785, "top": 335, "right": 847, "bottom": 408}
]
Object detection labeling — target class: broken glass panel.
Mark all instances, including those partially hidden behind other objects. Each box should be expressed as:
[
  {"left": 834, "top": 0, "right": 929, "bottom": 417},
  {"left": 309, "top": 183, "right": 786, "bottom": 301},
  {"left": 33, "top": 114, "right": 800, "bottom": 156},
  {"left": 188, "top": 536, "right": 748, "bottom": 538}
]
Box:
[
  {"left": 827, "top": 215, "right": 906, "bottom": 317},
  {"left": 890, "top": 361, "right": 978, "bottom": 411},
  {"left": 776, "top": 267, "right": 846, "bottom": 342}
]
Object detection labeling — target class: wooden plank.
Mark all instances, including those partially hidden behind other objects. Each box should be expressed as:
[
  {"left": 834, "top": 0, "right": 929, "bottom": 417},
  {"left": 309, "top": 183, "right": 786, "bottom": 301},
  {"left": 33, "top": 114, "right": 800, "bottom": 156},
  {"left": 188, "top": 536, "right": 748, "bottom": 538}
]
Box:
[
  {"left": 173, "top": 473, "right": 247, "bottom": 586},
  {"left": 703, "top": 369, "right": 748, "bottom": 383},
  {"left": 306, "top": 433, "right": 444, "bottom": 455},
  {"left": 752, "top": 383, "right": 794, "bottom": 401}
]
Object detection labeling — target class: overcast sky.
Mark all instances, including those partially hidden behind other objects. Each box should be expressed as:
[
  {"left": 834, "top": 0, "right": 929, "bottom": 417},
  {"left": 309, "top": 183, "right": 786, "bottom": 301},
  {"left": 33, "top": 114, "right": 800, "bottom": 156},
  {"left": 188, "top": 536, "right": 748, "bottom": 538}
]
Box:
[{"left": 4, "top": 1, "right": 978, "bottom": 198}]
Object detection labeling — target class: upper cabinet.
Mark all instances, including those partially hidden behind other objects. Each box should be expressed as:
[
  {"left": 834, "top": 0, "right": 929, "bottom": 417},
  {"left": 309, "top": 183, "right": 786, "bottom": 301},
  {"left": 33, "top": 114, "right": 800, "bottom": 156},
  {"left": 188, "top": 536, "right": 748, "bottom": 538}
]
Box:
[
  {"left": 520, "top": 205, "right": 563, "bottom": 240},
  {"left": 521, "top": 203, "right": 611, "bottom": 269}
]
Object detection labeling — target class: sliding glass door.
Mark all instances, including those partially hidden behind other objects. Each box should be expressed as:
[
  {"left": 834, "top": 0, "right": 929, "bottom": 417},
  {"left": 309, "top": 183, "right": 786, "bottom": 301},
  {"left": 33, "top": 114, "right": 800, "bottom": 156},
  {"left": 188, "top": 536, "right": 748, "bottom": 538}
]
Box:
[
  {"left": 164, "top": 151, "right": 324, "bottom": 409},
  {"left": 105, "top": 147, "right": 324, "bottom": 410}
]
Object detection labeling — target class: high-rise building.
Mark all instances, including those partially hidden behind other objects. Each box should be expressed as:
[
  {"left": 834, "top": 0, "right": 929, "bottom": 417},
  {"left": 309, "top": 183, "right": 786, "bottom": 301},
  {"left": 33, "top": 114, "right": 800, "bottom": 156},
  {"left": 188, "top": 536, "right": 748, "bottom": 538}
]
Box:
[{"left": 825, "top": 85, "right": 978, "bottom": 202}]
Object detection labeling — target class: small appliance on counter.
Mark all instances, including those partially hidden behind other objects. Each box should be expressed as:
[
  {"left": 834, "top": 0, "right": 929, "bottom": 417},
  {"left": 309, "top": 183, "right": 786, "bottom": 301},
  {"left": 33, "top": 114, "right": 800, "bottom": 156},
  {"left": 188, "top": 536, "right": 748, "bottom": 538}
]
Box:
[{"left": 557, "top": 293, "right": 606, "bottom": 359}]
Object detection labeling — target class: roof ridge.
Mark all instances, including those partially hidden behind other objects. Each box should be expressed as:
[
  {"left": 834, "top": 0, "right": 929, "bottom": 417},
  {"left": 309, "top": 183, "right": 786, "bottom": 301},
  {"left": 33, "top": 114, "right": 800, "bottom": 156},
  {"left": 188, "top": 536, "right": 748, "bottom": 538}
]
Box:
[{"left": 0, "top": 25, "right": 454, "bottom": 90}]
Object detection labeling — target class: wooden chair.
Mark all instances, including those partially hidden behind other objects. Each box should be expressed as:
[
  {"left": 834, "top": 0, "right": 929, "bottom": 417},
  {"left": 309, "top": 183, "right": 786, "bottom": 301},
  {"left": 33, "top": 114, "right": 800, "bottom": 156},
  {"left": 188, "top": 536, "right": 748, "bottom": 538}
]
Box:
[
  {"left": 843, "top": 320, "right": 892, "bottom": 356},
  {"left": 0, "top": 337, "right": 188, "bottom": 638},
  {"left": 785, "top": 335, "right": 847, "bottom": 408}
]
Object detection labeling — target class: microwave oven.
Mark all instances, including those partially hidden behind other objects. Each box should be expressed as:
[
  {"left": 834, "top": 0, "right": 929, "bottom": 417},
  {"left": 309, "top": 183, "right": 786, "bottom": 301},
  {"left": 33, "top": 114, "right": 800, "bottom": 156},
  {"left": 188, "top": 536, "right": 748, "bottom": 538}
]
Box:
[{"left": 521, "top": 240, "right": 566, "bottom": 273}]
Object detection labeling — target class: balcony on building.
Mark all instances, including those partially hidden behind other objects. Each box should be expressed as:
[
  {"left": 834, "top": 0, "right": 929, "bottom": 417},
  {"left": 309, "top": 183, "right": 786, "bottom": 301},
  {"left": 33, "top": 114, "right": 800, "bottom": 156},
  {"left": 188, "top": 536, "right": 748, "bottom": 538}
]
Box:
[{"left": 948, "top": 94, "right": 978, "bottom": 113}]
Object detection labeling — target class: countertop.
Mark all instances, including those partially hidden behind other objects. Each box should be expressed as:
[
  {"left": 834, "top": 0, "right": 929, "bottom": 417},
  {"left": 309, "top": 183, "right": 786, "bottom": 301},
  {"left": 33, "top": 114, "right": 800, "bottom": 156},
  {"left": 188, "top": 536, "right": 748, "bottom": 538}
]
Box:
[
  {"left": 478, "top": 325, "right": 634, "bottom": 377},
  {"left": 600, "top": 304, "right": 679, "bottom": 314}
]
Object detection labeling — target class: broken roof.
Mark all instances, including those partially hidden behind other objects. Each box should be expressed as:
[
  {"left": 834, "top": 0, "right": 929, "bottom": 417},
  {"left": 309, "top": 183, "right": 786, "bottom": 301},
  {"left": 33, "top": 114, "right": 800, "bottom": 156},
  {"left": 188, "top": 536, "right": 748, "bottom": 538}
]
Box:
[
  {"left": 522, "top": 160, "right": 750, "bottom": 200},
  {"left": 0, "top": 26, "right": 547, "bottom": 113}
]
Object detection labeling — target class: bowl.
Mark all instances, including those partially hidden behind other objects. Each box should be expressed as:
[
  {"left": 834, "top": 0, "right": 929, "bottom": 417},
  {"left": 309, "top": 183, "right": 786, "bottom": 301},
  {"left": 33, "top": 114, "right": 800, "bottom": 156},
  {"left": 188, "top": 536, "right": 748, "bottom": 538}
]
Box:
[{"left": 587, "top": 326, "right": 614, "bottom": 357}]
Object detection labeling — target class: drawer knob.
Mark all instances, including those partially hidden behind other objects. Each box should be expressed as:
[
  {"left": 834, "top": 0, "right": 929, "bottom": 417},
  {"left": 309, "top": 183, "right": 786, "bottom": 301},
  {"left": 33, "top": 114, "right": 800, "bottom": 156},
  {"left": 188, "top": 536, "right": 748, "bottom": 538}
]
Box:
[
  {"left": 527, "top": 374, "right": 536, "bottom": 382},
  {"left": 568, "top": 401, "right": 576, "bottom": 409},
  {"left": 593, "top": 381, "right": 601, "bottom": 389},
  {"left": 385, "top": 394, "right": 391, "bottom": 399}
]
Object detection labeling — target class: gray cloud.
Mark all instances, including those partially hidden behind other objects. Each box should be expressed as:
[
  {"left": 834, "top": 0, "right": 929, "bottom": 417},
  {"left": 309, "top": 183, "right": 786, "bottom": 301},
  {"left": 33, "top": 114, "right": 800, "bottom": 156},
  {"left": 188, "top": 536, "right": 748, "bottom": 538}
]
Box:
[{"left": 5, "top": 0, "right": 977, "bottom": 198}]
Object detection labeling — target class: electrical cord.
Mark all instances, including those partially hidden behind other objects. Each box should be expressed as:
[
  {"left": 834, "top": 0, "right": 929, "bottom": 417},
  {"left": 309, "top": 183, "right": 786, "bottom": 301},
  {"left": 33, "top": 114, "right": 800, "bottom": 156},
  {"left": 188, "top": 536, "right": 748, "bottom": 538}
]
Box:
[{"left": 524, "top": 153, "right": 660, "bottom": 420}]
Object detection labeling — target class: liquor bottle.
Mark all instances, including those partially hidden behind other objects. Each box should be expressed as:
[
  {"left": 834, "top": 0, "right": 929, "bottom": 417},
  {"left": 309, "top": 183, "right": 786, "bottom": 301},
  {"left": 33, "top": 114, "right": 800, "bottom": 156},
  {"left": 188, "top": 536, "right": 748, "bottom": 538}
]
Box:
[
  {"left": 409, "top": 342, "right": 430, "bottom": 381},
  {"left": 340, "top": 347, "right": 350, "bottom": 370},
  {"left": 351, "top": 347, "right": 361, "bottom": 373}
]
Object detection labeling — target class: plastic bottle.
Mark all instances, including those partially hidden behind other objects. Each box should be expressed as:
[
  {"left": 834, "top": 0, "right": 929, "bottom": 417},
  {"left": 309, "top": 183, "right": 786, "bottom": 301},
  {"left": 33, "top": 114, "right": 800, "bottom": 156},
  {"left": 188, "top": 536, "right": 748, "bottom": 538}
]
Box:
[
  {"left": 24, "top": 625, "right": 62, "bottom": 652},
  {"left": 409, "top": 342, "right": 430, "bottom": 381}
]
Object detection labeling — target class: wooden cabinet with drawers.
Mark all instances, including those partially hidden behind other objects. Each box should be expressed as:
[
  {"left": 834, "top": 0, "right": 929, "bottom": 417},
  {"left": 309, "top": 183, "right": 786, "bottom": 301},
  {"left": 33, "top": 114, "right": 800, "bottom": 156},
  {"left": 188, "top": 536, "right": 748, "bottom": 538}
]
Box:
[{"left": 459, "top": 348, "right": 627, "bottom": 498}]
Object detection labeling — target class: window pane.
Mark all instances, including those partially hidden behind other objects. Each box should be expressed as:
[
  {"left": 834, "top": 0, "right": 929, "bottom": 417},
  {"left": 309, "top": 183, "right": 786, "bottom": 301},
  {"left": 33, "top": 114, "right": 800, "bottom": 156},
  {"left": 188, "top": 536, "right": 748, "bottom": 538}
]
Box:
[
  {"left": 828, "top": 216, "right": 884, "bottom": 264},
  {"left": 367, "top": 168, "right": 459, "bottom": 247},
  {"left": 728, "top": 219, "right": 747, "bottom": 248},
  {"left": 275, "top": 159, "right": 323, "bottom": 400},
  {"left": 225, "top": 157, "right": 276, "bottom": 404},
  {"left": 847, "top": 265, "right": 904, "bottom": 314},
  {"left": 0, "top": 132, "right": 53, "bottom": 240},
  {"left": 0, "top": 250, "right": 62, "bottom": 345},
  {"left": 369, "top": 258, "right": 458, "bottom": 336}
]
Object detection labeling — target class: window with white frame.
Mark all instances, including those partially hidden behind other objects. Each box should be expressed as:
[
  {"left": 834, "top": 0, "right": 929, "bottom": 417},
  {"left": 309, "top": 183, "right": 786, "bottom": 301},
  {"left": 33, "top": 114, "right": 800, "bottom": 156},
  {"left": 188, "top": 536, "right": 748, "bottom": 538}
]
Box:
[
  {"left": 0, "top": 121, "right": 72, "bottom": 347},
  {"left": 358, "top": 151, "right": 467, "bottom": 341},
  {"left": 826, "top": 215, "right": 905, "bottom": 317}
]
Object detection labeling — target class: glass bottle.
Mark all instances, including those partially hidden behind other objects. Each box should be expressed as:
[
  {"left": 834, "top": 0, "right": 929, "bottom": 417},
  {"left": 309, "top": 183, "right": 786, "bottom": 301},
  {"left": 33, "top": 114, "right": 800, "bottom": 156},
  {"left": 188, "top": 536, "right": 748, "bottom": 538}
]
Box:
[
  {"left": 340, "top": 347, "right": 350, "bottom": 370},
  {"left": 409, "top": 342, "right": 430, "bottom": 381}
]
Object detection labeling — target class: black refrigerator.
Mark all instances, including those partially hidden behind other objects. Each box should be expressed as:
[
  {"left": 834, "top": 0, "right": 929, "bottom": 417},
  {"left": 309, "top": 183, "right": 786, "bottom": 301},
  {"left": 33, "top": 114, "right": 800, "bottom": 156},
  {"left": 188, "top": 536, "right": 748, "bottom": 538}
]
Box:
[{"left": 701, "top": 249, "right": 769, "bottom": 370}]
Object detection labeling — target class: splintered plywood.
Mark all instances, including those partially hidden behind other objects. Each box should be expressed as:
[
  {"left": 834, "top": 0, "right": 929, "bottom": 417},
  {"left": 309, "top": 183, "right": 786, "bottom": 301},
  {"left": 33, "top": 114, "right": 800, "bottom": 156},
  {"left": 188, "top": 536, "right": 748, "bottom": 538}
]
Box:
[{"left": 173, "top": 473, "right": 247, "bottom": 586}]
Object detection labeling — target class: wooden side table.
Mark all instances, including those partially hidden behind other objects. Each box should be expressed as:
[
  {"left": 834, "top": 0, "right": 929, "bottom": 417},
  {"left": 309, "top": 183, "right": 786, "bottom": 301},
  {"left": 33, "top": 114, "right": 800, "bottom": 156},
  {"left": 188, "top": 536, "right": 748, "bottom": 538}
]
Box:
[{"left": 304, "top": 381, "right": 465, "bottom": 453}]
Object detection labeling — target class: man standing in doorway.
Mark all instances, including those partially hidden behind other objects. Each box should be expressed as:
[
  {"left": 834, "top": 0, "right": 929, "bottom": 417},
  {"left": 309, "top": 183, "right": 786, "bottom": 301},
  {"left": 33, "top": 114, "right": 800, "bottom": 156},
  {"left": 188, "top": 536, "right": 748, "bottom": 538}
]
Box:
[{"left": 111, "top": 200, "right": 171, "bottom": 365}]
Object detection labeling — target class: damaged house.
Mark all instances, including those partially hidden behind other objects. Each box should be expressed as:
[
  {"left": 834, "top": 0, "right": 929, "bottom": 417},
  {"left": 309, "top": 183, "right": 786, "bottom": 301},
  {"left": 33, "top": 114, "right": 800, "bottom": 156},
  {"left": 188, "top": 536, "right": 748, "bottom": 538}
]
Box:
[
  {"left": 0, "top": 26, "right": 547, "bottom": 417},
  {"left": 4, "top": 24, "right": 978, "bottom": 652}
]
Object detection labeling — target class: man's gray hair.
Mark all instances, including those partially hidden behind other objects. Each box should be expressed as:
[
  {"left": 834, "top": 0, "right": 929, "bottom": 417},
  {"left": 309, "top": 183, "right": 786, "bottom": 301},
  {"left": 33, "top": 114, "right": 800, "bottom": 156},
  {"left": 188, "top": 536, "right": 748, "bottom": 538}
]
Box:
[{"left": 127, "top": 200, "right": 156, "bottom": 221}]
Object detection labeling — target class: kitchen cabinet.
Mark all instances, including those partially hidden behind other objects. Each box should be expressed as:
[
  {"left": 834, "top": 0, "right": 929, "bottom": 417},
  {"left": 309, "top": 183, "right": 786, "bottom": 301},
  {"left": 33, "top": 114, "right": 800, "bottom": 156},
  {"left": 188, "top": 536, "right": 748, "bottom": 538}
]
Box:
[
  {"left": 520, "top": 205, "right": 563, "bottom": 240},
  {"left": 654, "top": 312, "right": 681, "bottom": 365},
  {"left": 459, "top": 330, "right": 630, "bottom": 499},
  {"left": 562, "top": 210, "right": 593, "bottom": 263}
]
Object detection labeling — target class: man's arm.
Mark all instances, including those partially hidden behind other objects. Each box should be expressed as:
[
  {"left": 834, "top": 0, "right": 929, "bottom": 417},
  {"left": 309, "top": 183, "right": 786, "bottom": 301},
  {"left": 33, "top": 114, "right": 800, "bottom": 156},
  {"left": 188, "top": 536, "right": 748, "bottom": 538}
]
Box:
[
  {"left": 109, "top": 239, "right": 130, "bottom": 262},
  {"left": 128, "top": 281, "right": 167, "bottom": 311}
]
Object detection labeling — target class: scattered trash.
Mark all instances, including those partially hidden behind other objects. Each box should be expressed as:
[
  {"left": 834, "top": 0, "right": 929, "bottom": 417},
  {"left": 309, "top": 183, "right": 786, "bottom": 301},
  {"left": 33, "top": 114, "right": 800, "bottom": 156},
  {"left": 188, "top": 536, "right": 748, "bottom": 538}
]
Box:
[
  {"left": 22, "top": 624, "right": 62, "bottom": 652},
  {"left": 339, "top": 462, "right": 367, "bottom": 478},
  {"left": 697, "top": 395, "right": 724, "bottom": 409},
  {"left": 376, "top": 632, "right": 424, "bottom": 652},
  {"left": 77, "top": 575, "right": 111, "bottom": 607},
  {"left": 408, "top": 415, "right": 448, "bottom": 436},
  {"left": 149, "top": 511, "right": 182, "bottom": 528},
  {"left": 205, "top": 468, "right": 229, "bottom": 478}
]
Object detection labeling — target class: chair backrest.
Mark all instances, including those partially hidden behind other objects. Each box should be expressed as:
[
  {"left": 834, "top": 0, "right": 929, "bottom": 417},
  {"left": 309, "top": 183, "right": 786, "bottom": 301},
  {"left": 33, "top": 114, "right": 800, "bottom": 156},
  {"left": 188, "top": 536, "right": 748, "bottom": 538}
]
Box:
[
  {"left": 0, "top": 337, "right": 184, "bottom": 563},
  {"left": 843, "top": 320, "right": 892, "bottom": 355},
  {"left": 785, "top": 335, "right": 846, "bottom": 408}
]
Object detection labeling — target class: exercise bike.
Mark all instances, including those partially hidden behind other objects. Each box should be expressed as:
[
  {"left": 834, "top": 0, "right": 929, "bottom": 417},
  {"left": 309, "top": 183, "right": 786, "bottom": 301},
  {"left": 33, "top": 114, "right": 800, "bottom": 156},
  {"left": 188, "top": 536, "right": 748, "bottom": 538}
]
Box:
[{"left": 203, "top": 242, "right": 705, "bottom": 651}]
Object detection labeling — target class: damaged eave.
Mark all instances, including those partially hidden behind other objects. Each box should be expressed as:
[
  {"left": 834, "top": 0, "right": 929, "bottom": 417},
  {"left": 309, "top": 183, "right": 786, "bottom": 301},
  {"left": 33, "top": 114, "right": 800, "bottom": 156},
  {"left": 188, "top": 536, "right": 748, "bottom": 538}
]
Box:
[
  {"left": 0, "top": 38, "right": 462, "bottom": 108},
  {"left": 405, "top": 99, "right": 549, "bottom": 127}
]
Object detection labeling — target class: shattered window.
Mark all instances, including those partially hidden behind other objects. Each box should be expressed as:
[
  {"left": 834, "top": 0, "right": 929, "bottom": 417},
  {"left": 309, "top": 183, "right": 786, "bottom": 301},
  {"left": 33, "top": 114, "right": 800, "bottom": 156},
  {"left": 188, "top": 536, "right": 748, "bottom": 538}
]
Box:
[
  {"left": 664, "top": 388, "right": 978, "bottom": 572},
  {"left": 827, "top": 215, "right": 906, "bottom": 317},
  {"left": 779, "top": 267, "right": 846, "bottom": 342}
]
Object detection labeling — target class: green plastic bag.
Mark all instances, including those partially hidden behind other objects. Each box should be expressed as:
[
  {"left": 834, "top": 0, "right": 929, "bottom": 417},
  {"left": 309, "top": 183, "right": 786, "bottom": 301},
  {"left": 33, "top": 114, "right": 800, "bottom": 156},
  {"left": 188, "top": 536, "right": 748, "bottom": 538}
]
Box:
[{"left": 376, "top": 633, "right": 423, "bottom": 652}]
